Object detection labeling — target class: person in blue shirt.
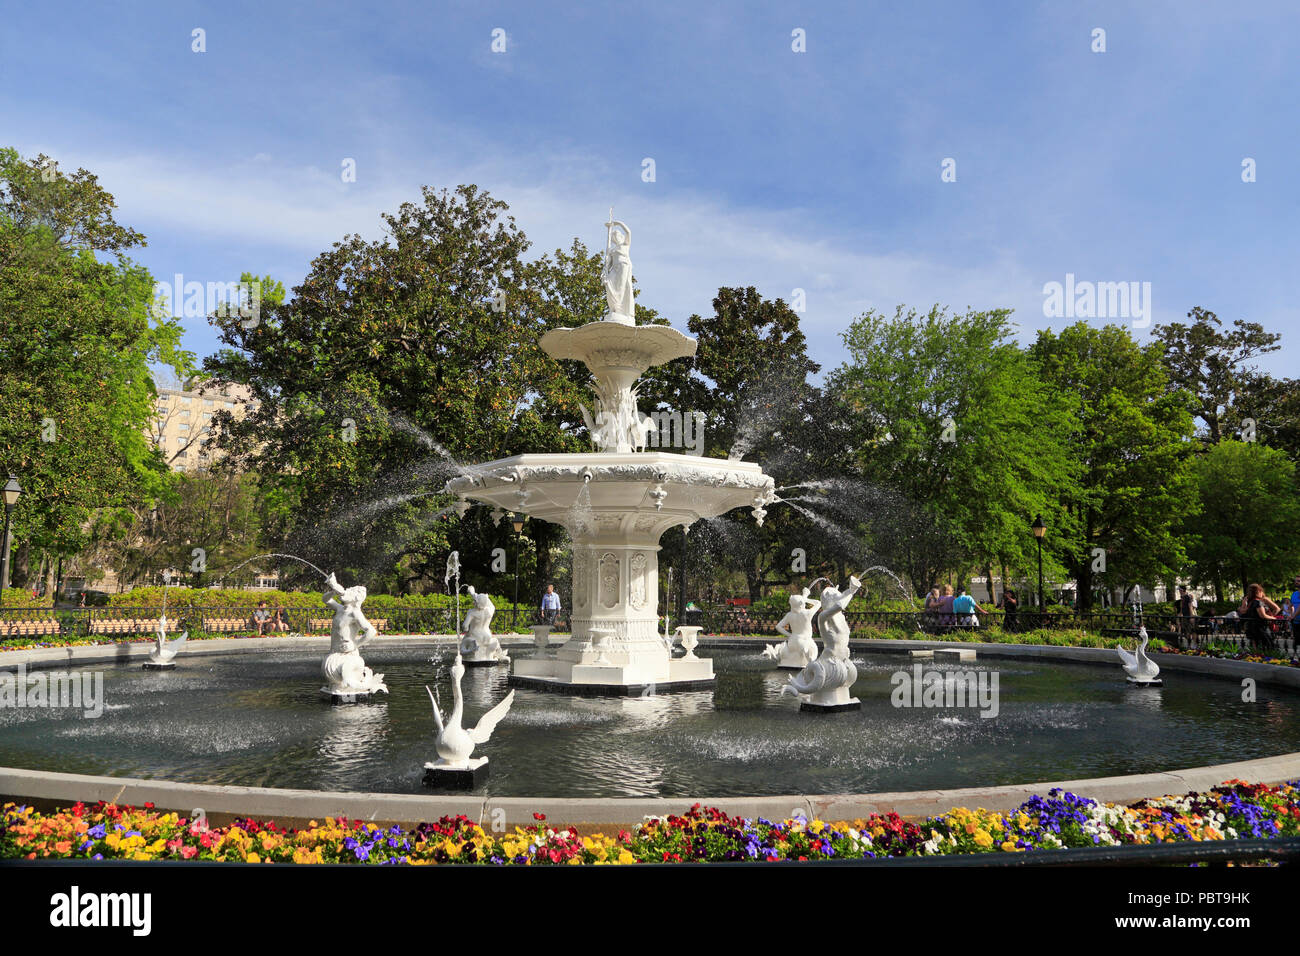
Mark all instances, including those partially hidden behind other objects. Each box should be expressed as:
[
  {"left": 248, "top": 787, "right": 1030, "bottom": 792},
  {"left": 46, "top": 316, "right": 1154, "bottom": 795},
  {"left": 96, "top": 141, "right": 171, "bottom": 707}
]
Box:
[
  {"left": 951, "top": 586, "right": 984, "bottom": 628},
  {"left": 1289, "top": 575, "right": 1300, "bottom": 646},
  {"left": 540, "top": 583, "right": 562, "bottom": 626}
]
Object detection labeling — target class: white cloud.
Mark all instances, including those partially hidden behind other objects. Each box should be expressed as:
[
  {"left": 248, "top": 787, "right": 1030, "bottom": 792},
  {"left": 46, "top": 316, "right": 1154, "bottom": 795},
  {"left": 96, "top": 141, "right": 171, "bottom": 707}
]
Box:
[{"left": 30, "top": 142, "right": 1046, "bottom": 370}]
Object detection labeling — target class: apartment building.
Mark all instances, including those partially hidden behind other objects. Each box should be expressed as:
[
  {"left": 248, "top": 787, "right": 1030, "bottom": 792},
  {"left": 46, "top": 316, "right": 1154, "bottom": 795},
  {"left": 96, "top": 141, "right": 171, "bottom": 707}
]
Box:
[{"left": 150, "top": 381, "right": 256, "bottom": 472}]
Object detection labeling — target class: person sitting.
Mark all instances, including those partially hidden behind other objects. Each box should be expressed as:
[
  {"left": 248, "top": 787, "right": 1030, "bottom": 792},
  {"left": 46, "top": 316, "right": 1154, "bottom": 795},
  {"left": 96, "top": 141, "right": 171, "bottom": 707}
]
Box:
[
  {"left": 275, "top": 606, "right": 290, "bottom": 632},
  {"left": 937, "top": 585, "right": 955, "bottom": 629},
  {"left": 951, "top": 586, "right": 983, "bottom": 628},
  {"left": 252, "top": 601, "right": 271, "bottom": 636}
]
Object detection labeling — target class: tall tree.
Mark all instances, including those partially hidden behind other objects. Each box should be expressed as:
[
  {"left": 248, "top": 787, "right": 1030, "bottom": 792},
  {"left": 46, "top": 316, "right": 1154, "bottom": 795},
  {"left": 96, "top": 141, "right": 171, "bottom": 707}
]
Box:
[
  {"left": 1029, "top": 323, "right": 1196, "bottom": 608},
  {"left": 0, "top": 147, "right": 191, "bottom": 592},
  {"left": 1153, "top": 307, "right": 1280, "bottom": 444},
  {"left": 1182, "top": 441, "right": 1300, "bottom": 599},
  {"left": 825, "top": 305, "right": 1078, "bottom": 597}
]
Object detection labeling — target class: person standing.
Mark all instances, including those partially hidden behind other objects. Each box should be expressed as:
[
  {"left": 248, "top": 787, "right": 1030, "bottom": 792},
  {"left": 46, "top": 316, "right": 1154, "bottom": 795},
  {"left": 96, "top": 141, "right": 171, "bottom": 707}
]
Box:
[
  {"left": 1176, "top": 585, "right": 1198, "bottom": 640},
  {"left": 999, "top": 588, "right": 1018, "bottom": 633},
  {"left": 1289, "top": 575, "right": 1300, "bottom": 650},
  {"left": 540, "top": 583, "right": 561, "bottom": 627}
]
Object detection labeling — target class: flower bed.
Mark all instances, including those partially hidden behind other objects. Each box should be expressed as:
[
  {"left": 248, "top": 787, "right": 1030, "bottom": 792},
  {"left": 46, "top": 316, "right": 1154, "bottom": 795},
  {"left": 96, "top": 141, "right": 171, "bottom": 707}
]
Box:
[
  {"left": 3, "top": 780, "right": 1298, "bottom": 864},
  {"left": 1157, "top": 644, "right": 1299, "bottom": 668}
]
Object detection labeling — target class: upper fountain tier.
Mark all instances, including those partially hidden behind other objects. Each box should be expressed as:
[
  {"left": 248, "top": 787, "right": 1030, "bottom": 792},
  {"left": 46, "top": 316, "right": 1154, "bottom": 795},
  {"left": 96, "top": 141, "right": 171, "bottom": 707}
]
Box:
[{"left": 446, "top": 452, "right": 776, "bottom": 539}]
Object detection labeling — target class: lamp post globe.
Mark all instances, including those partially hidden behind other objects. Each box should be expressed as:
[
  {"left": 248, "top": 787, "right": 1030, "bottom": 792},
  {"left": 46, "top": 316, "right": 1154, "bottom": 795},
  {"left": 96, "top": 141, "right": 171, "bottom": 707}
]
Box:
[{"left": 1031, "top": 514, "right": 1046, "bottom": 617}]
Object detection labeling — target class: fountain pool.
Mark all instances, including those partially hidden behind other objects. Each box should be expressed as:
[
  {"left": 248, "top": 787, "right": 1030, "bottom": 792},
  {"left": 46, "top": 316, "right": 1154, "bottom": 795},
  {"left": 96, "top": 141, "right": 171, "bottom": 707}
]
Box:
[{"left": 3, "top": 646, "right": 1299, "bottom": 798}]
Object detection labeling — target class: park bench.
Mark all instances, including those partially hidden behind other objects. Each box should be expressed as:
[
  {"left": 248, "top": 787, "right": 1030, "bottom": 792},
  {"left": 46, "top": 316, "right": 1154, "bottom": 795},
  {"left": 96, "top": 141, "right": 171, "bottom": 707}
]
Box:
[
  {"left": 202, "top": 617, "right": 252, "bottom": 634},
  {"left": 308, "top": 618, "right": 387, "bottom": 633},
  {"left": 2, "top": 619, "right": 62, "bottom": 638},
  {"left": 88, "top": 617, "right": 165, "bottom": 636}
]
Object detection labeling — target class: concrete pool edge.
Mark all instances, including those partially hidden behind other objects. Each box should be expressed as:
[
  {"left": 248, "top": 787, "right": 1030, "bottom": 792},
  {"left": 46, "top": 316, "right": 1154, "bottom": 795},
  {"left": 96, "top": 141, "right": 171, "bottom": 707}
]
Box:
[{"left": 2, "top": 636, "right": 1298, "bottom": 826}]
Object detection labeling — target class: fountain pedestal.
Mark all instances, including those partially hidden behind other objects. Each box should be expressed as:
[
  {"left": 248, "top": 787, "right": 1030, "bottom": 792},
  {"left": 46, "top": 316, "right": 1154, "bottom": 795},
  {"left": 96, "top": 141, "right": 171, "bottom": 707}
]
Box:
[{"left": 507, "top": 517, "right": 720, "bottom": 694}]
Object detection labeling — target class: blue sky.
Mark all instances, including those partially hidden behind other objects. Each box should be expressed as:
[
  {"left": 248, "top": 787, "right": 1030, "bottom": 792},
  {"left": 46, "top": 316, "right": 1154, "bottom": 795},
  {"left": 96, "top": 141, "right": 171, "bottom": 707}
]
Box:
[{"left": 3, "top": 0, "right": 1296, "bottom": 377}]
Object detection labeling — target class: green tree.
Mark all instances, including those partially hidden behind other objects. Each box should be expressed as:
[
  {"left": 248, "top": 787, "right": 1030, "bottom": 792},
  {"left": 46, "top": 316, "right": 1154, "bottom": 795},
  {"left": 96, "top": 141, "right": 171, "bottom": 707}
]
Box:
[
  {"left": 1029, "top": 323, "right": 1196, "bottom": 608},
  {"left": 825, "top": 305, "right": 1078, "bottom": 598},
  {"left": 1182, "top": 441, "right": 1300, "bottom": 600},
  {"left": 1153, "top": 306, "right": 1280, "bottom": 444},
  {"left": 0, "top": 147, "right": 192, "bottom": 594}
]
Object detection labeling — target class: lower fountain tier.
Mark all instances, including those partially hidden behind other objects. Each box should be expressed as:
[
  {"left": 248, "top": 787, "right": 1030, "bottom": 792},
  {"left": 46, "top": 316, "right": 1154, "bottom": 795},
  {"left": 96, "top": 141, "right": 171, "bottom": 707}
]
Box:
[
  {"left": 510, "top": 650, "right": 714, "bottom": 696},
  {"left": 448, "top": 452, "right": 774, "bottom": 694}
]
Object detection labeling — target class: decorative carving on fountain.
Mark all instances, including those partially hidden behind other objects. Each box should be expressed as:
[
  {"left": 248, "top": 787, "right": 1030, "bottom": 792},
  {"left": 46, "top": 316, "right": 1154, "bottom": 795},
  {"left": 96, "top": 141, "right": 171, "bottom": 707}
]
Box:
[
  {"left": 599, "top": 552, "right": 620, "bottom": 608},
  {"left": 602, "top": 213, "right": 635, "bottom": 323},
  {"left": 459, "top": 586, "right": 511, "bottom": 666},
  {"left": 630, "top": 553, "right": 648, "bottom": 608},
  {"left": 573, "top": 550, "right": 589, "bottom": 610}
]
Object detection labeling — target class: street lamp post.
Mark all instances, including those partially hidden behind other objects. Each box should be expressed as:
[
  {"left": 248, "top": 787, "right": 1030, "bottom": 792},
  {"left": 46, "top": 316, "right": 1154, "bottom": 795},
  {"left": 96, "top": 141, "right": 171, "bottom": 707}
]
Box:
[
  {"left": 1, "top": 476, "right": 23, "bottom": 610},
  {"left": 1031, "top": 514, "right": 1046, "bottom": 621},
  {"left": 511, "top": 513, "right": 524, "bottom": 630}
]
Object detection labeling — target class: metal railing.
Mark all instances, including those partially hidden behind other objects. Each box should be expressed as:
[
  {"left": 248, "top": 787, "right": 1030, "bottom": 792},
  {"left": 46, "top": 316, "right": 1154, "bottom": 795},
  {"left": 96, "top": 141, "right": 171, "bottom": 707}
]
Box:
[
  {"left": 695, "top": 607, "right": 1298, "bottom": 656},
  {"left": 0, "top": 605, "right": 569, "bottom": 641}
]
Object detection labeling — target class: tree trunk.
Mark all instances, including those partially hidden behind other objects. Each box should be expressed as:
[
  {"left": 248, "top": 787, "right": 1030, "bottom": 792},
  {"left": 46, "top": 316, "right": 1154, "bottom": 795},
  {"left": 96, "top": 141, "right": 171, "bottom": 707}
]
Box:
[
  {"left": 1075, "top": 557, "right": 1093, "bottom": 611},
  {"left": 983, "top": 562, "right": 995, "bottom": 603},
  {"left": 12, "top": 540, "right": 31, "bottom": 589}
]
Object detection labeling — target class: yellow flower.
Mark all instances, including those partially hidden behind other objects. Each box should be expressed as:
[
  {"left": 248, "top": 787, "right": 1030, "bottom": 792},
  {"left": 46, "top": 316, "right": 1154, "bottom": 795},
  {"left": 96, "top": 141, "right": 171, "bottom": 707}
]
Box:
[
  {"left": 246, "top": 852, "right": 260, "bottom": 863},
  {"left": 973, "top": 830, "right": 994, "bottom": 848},
  {"left": 617, "top": 850, "right": 636, "bottom": 865},
  {"left": 1000, "top": 841, "right": 1021, "bottom": 852}
]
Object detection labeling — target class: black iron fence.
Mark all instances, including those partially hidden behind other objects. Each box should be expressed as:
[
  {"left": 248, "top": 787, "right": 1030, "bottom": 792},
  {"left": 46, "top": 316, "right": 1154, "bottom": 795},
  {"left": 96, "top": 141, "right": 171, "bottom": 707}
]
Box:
[
  {"left": 0, "top": 605, "right": 568, "bottom": 641},
  {"left": 696, "top": 606, "right": 1298, "bottom": 656},
  {"left": 0, "top": 604, "right": 1294, "bottom": 657}
]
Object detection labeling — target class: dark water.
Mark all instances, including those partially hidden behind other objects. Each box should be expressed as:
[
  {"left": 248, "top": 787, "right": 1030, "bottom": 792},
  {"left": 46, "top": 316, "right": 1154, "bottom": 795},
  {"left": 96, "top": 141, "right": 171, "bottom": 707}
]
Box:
[{"left": 2, "top": 648, "right": 1298, "bottom": 797}]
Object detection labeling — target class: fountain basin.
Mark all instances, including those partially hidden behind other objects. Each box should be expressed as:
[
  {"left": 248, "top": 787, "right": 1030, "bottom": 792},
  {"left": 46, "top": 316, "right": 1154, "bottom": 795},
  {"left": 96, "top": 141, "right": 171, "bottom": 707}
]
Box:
[{"left": 5, "top": 642, "right": 1300, "bottom": 801}]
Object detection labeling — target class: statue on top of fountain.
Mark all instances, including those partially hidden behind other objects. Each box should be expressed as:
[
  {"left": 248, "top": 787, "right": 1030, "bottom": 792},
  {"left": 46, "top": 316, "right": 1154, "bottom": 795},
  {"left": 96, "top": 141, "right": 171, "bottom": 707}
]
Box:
[
  {"left": 460, "top": 586, "right": 510, "bottom": 665},
  {"left": 602, "top": 213, "right": 635, "bottom": 324},
  {"left": 320, "top": 572, "right": 388, "bottom": 700},
  {"left": 762, "top": 587, "right": 821, "bottom": 669},
  {"left": 782, "top": 576, "right": 862, "bottom": 711}
]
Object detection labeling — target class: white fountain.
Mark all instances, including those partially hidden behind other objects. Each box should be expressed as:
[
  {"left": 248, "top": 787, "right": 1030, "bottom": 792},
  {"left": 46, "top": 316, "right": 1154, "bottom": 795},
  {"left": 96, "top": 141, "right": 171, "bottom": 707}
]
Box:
[
  {"left": 143, "top": 614, "right": 187, "bottom": 670},
  {"left": 762, "top": 586, "right": 822, "bottom": 669},
  {"left": 446, "top": 214, "right": 776, "bottom": 695},
  {"left": 320, "top": 572, "right": 389, "bottom": 703},
  {"left": 781, "top": 576, "right": 863, "bottom": 711},
  {"left": 459, "top": 586, "right": 511, "bottom": 667},
  {"left": 423, "top": 654, "right": 515, "bottom": 789},
  {"left": 1117, "top": 625, "right": 1162, "bottom": 686}
]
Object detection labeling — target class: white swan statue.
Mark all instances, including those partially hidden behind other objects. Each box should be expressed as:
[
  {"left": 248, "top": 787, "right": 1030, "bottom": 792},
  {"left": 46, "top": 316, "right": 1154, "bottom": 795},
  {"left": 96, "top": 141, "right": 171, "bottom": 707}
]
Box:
[
  {"left": 424, "top": 654, "right": 516, "bottom": 781},
  {"left": 1117, "top": 626, "right": 1162, "bottom": 684},
  {"left": 145, "top": 614, "right": 187, "bottom": 669}
]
